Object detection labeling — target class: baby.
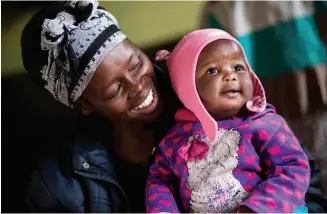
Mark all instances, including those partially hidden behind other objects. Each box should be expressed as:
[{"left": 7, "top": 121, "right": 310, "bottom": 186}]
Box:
[{"left": 146, "top": 29, "right": 310, "bottom": 213}]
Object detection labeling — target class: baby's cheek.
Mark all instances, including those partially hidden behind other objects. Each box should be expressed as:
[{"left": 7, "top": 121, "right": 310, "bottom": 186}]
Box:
[
  {"left": 242, "top": 79, "right": 254, "bottom": 98},
  {"left": 201, "top": 81, "right": 220, "bottom": 98}
]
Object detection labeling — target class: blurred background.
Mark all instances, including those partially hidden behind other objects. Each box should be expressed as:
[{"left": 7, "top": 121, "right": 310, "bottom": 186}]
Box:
[
  {"left": 2, "top": 1, "right": 327, "bottom": 212},
  {"left": 2, "top": 1, "right": 205, "bottom": 75}
]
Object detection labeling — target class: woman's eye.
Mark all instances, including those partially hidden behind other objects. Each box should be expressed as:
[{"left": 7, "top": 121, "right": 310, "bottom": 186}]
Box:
[
  {"left": 130, "top": 57, "right": 142, "bottom": 71},
  {"left": 235, "top": 64, "right": 244, "bottom": 72},
  {"left": 114, "top": 84, "right": 122, "bottom": 97},
  {"left": 206, "top": 67, "right": 219, "bottom": 75},
  {"left": 108, "top": 83, "right": 122, "bottom": 99}
]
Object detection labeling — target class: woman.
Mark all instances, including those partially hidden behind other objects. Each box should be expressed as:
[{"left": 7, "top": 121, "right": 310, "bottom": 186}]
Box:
[
  {"left": 22, "top": 1, "right": 180, "bottom": 212},
  {"left": 22, "top": 1, "right": 325, "bottom": 213}
]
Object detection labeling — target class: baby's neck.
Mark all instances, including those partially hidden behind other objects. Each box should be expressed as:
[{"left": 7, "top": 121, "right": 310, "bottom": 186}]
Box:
[{"left": 212, "top": 107, "right": 249, "bottom": 121}]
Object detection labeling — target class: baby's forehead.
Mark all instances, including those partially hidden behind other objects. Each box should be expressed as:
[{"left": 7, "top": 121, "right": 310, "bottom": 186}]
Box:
[
  {"left": 198, "top": 39, "right": 244, "bottom": 61},
  {"left": 204, "top": 39, "right": 240, "bottom": 52}
]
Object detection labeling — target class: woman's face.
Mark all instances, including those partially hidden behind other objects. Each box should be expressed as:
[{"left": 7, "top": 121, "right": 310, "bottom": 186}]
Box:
[{"left": 81, "top": 40, "right": 163, "bottom": 122}]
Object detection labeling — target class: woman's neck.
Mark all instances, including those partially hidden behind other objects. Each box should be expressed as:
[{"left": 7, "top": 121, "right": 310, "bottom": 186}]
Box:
[{"left": 112, "top": 121, "right": 155, "bottom": 165}]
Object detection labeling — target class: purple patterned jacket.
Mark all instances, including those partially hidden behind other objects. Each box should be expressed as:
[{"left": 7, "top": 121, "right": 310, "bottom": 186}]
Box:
[{"left": 146, "top": 104, "right": 310, "bottom": 213}]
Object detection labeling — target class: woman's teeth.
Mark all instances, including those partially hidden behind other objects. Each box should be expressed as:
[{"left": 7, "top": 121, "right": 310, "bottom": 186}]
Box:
[{"left": 135, "top": 89, "right": 154, "bottom": 110}]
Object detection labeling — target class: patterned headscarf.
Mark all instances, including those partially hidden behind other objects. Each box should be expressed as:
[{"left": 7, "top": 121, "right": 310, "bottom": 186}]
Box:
[{"left": 22, "top": 0, "right": 126, "bottom": 107}]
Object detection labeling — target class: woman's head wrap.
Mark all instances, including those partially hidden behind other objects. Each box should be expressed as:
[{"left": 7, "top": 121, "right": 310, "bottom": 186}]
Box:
[{"left": 21, "top": 0, "right": 126, "bottom": 107}]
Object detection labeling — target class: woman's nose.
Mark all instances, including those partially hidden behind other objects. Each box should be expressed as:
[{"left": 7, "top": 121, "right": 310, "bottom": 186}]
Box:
[{"left": 127, "top": 77, "right": 144, "bottom": 99}]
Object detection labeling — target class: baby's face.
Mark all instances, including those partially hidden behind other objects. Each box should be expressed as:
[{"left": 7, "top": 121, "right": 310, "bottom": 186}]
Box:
[{"left": 195, "top": 39, "right": 253, "bottom": 120}]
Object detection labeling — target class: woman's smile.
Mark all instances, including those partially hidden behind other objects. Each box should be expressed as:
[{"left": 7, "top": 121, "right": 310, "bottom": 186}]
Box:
[{"left": 130, "top": 82, "right": 160, "bottom": 118}]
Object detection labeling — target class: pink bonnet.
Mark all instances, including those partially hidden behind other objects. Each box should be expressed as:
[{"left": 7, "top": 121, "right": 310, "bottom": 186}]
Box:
[{"left": 156, "top": 29, "right": 266, "bottom": 142}]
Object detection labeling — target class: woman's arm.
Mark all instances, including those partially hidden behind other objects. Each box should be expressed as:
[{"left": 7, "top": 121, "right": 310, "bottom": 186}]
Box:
[
  {"left": 26, "top": 168, "right": 66, "bottom": 212},
  {"left": 301, "top": 142, "right": 327, "bottom": 212},
  {"left": 26, "top": 152, "right": 87, "bottom": 213}
]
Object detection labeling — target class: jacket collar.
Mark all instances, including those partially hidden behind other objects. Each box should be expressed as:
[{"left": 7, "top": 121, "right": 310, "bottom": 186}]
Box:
[
  {"left": 64, "top": 130, "right": 130, "bottom": 212},
  {"left": 60, "top": 130, "right": 118, "bottom": 183}
]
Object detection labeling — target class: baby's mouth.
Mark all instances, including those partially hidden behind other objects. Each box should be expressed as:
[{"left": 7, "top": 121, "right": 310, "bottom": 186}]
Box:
[
  {"left": 222, "top": 89, "right": 240, "bottom": 94},
  {"left": 221, "top": 89, "right": 241, "bottom": 98},
  {"left": 221, "top": 89, "right": 240, "bottom": 94}
]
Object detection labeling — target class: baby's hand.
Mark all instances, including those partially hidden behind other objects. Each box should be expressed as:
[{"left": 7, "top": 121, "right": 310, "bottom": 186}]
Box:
[{"left": 237, "top": 206, "right": 255, "bottom": 213}]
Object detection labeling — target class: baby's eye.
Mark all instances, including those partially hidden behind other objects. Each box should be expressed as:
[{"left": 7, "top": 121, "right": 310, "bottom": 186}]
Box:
[
  {"left": 206, "top": 67, "right": 219, "bottom": 75},
  {"left": 234, "top": 64, "right": 245, "bottom": 72}
]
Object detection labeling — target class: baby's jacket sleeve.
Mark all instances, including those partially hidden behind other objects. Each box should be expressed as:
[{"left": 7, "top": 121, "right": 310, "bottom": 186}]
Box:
[
  {"left": 242, "top": 118, "right": 310, "bottom": 213},
  {"left": 145, "top": 138, "right": 180, "bottom": 213}
]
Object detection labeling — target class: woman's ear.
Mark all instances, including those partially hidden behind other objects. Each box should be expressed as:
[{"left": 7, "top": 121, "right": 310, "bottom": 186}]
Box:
[
  {"left": 81, "top": 102, "right": 92, "bottom": 115},
  {"left": 74, "top": 100, "right": 92, "bottom": 115}
]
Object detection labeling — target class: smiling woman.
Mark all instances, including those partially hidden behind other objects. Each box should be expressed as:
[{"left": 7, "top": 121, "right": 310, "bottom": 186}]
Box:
[
  {"left": 81, "top": 40, "right": 163, "bottom": 122},
  {"left": 20, "top": 1, "right": 182, "bottom": 212}
]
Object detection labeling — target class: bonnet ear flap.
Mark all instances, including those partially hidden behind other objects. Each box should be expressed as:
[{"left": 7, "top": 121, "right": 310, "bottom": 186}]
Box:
[
  {"left": 155, "top": 50, "right": 171, "bottom": 62},
  {"left": 246, "top": 71, "right": 266, "bottom": 113},
  {"left": 232, "top": 38, "right": 266, "bottom": 113}
]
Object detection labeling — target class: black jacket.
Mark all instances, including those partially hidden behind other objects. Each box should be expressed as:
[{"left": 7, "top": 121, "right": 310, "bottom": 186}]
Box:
[{"left": 27, "top": 132, "right": 129, "bottom": 213}]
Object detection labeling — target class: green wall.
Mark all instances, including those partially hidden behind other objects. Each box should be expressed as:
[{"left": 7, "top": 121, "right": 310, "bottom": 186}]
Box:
[{"left": 1, "top": 1, "right": 204, "bottom": 75}]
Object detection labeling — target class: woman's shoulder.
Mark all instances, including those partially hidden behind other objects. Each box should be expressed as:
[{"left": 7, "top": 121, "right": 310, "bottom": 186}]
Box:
[
  {"left": 26, "top": 128, "right": 117, "bottom": 212},
  {"left": 26, "top": 139, "right": 85, "bottom": 212}
]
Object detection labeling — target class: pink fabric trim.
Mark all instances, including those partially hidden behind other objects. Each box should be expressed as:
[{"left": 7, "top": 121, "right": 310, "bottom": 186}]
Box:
[
  {"left": 174, "top": 108, "right": 198, "bottom": 122},
  {"left": 178, "top": 138, "right": 210, "bottom": 162},
  {"left": 155, "top": 50, "right": 171, "bottom": 62}
]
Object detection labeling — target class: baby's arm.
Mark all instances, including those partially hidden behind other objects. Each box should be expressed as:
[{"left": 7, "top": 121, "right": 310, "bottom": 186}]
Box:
[
  {"left": 241, "top": 119, "right": 310, "bottom": 213},
  {"left": 146, "top": 139, "right": 179, "bottom": 213}
]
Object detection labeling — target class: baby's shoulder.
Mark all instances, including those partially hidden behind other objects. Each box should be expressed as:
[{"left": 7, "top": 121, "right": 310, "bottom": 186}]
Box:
[
  {"left": 159, "top": 122, "right": 201, "bottom": 149},
  {"left": 246, "top": 112, "right": 287, "bottom": 133}
]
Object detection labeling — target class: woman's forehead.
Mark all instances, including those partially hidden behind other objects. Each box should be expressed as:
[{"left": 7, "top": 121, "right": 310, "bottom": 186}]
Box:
[
  {"left": 101, "top": 40, "right": 139, "bottom": 67},
  {"left": 86, "top": 41, "right": 140, "bottom": 92}
]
